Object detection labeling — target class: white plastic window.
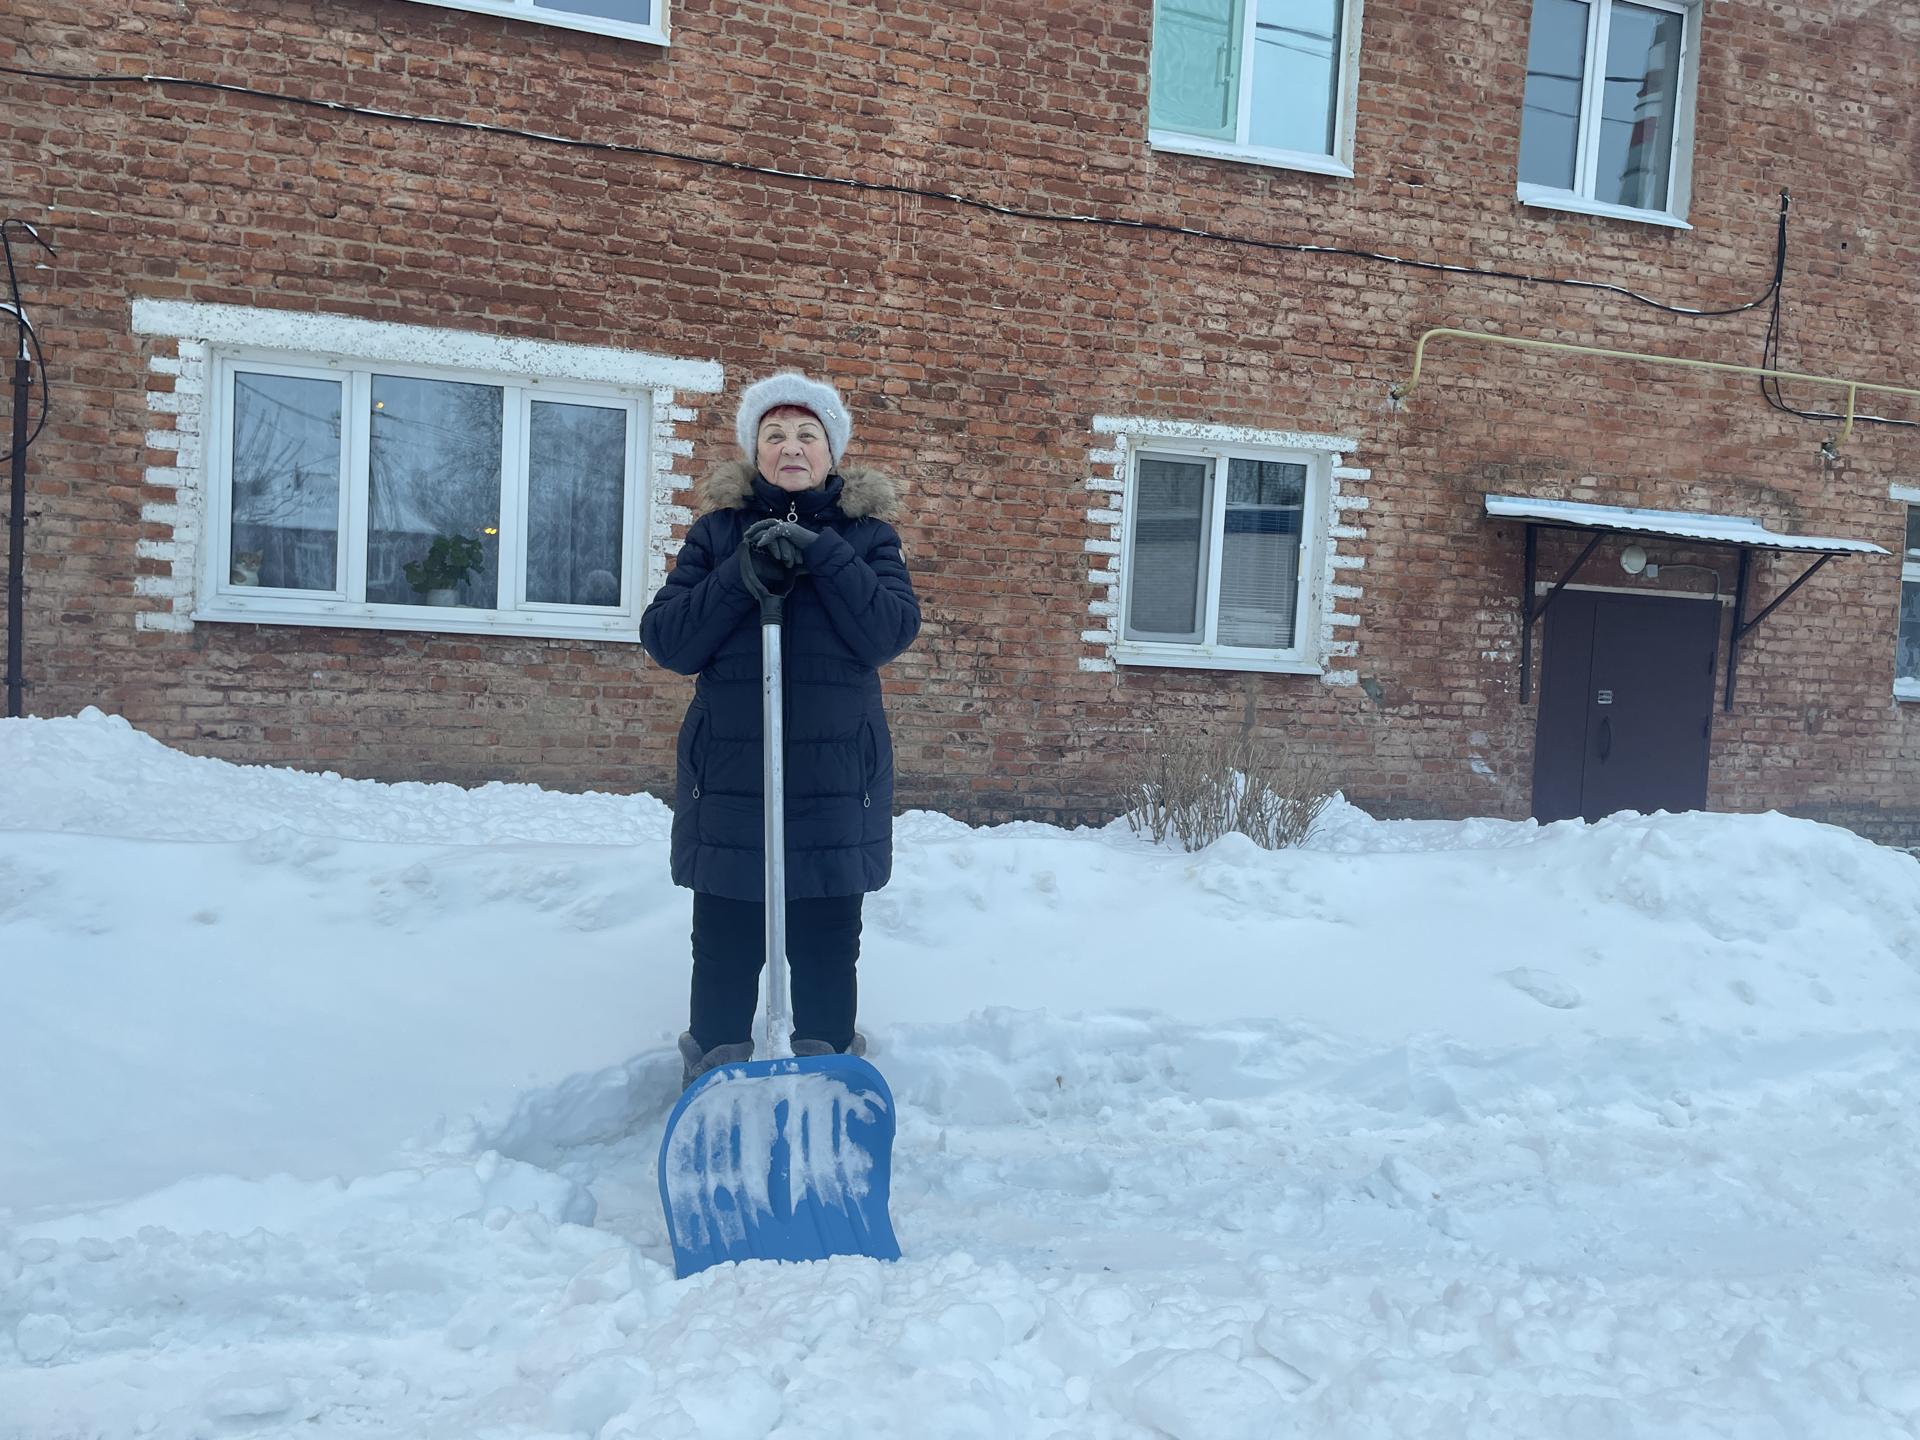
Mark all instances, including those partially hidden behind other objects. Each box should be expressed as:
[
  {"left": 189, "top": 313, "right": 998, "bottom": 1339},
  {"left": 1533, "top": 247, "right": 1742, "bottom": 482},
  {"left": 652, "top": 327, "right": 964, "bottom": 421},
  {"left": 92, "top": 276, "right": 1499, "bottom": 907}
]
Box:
[
  {"left": 1518, "top": 0, "right": 1699, "bottom": 226},
  {"left": 201, "top": 352, "right": 649, "bottom": 642},
  {"left": 1148, "top": 0, "right": 1365, "bottom": 176},
  {"left": 1899, "top": 504, "right": 1920, "bottom": 693},
  {"left": 1118, "top": 444, "right": 1326, "bottom": 671},
  {"left": 391, "top": 0, "right": 666, "bottom": 47}
]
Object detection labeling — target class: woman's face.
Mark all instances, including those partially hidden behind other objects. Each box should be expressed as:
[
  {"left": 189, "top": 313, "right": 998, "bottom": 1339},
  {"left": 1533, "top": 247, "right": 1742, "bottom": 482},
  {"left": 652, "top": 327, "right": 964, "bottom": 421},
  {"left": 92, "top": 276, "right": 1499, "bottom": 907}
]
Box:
[{"left": 757, "top": 407, "right": 833, "bottom": 493}]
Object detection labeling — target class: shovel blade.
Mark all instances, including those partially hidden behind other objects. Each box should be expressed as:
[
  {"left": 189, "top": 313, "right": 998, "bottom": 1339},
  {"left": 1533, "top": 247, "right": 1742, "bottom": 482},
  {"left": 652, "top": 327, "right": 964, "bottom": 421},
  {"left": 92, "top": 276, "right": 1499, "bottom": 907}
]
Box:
[{"left": 657, "top": 1054, "right": 901, "bottom": 1278}]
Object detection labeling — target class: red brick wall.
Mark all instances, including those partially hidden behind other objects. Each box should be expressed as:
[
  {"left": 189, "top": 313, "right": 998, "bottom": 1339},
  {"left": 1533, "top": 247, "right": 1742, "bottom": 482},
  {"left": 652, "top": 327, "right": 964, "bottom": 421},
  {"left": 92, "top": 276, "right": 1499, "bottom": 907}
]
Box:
[{"left": 3, "top": 0, "right": 1917, "bottom": 836}]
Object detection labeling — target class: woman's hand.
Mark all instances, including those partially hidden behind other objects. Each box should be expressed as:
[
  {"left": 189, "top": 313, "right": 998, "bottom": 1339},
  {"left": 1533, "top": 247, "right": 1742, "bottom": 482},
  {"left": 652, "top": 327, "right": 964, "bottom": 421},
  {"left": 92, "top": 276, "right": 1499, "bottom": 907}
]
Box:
[{"left": 744, "top": 517, "right": 819, "bottom": 570}]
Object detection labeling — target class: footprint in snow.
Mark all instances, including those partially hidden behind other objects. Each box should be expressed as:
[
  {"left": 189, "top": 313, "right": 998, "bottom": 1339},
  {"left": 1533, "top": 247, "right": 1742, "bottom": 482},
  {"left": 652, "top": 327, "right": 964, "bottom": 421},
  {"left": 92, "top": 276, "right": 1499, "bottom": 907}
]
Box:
[{"left": 1501, "top": 967, "right": 1582, "bottom": 1010}]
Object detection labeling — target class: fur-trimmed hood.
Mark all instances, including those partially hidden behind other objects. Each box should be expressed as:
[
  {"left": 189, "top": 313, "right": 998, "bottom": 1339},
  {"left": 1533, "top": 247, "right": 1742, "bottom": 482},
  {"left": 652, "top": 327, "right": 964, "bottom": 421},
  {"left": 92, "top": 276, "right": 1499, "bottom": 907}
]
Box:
[{"left": 696, "top": 460, "right": 900, "bottom": 522}]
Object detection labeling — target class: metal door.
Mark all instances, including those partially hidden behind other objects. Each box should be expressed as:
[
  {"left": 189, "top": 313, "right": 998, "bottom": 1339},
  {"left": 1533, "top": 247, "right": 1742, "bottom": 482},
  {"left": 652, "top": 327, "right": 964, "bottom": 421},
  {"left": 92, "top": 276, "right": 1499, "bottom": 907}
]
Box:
[{"left": 1532, "top": 591, "right": 1718, "bottom": 822}]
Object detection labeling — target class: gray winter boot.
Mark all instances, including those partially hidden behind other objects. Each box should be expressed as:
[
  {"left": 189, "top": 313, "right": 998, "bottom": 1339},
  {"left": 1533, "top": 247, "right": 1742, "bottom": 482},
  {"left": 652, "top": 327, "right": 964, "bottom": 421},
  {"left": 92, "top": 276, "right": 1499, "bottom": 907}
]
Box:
[
  {"left": 790, "top": 1031, "right": 868, "bottom": 1059},
  {"left": 678, "top": 1032, "right": 753, "bottom": 1091}
]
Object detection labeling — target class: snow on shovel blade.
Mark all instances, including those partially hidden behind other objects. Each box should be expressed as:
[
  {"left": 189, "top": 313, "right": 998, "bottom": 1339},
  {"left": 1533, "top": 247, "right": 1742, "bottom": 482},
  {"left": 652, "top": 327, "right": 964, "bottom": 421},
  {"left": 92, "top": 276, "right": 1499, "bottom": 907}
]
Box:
[{"left": 657, "top": 1053, "right": 901, "bottom": 1278}]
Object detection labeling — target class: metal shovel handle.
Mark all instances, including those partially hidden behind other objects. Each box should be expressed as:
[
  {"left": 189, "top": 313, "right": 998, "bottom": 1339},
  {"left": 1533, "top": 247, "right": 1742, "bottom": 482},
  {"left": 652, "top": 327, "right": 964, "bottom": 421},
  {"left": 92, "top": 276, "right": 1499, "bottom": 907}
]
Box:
[{"left": 740, "top": 536, "right": 795, "bottom": 1060}]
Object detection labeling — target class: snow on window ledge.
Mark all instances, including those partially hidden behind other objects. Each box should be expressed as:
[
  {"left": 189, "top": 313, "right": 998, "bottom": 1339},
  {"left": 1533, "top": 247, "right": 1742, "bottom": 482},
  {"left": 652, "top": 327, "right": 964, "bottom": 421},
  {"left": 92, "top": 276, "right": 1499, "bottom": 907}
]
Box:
[
  {"left": 1148, "top": 133, "right": 1354, "bottom": 180},
  {"left": 1896, "top": 678, "right": 1920, "bottom": 703},
  {"left": 1516, "top": 186, "right": 1693, "bottom": 231},
  {"left": 1113, "top": 643, "right": 1326, "bottom": 676}
]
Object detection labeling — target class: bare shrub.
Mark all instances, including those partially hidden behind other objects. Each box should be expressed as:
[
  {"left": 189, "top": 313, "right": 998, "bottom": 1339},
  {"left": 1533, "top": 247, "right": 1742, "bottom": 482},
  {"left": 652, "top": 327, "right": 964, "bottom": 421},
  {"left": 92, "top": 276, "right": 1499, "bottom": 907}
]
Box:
[{"left": 1122, "top": 735, "right": 1335, "bottom": 852}]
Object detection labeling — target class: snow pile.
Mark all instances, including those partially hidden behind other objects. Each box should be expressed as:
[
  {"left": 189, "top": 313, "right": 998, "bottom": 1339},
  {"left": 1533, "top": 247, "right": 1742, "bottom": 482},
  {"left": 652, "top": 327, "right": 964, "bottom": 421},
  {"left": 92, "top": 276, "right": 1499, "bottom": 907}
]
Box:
[{"left": 3, "top": 709, "right": 1919, "bottom": 1439}]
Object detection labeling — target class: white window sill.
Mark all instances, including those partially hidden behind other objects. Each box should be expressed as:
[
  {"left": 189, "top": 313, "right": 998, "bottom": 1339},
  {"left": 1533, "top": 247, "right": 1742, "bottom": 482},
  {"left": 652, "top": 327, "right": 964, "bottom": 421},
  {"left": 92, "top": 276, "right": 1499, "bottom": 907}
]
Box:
[
  {"left": 1517, "top": 186, "right": 1691, "bottom": 231},
  {"left": 194, "top": 600, "right": 642, "bottom": 644},
  {"left": 394, "top": 0, "right": 667, "bottom": 45},
  {"left": 1114, "top": 642, "right": 1323, "bottom": 676},
  {"left": 1149, "top": 133, "right": 1353, "bottom": 180},
  {"left": 1896, "top": 679, "right": 1920, "bottom": 703}
]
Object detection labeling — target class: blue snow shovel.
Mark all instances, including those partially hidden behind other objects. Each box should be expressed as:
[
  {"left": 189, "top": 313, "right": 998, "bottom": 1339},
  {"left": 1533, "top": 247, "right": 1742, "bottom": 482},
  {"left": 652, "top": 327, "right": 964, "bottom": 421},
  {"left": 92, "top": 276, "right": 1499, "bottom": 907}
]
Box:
[{"left": 657, "top": 545, "right": 901, "bottom": 1279}]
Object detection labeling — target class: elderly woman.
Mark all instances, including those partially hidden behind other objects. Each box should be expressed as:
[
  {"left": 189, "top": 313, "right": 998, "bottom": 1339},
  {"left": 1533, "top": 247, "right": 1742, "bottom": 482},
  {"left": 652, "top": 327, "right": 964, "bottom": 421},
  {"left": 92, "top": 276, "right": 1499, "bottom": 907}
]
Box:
[{"left": 641, "top": 372, "right": 920, "bottom": 1088}]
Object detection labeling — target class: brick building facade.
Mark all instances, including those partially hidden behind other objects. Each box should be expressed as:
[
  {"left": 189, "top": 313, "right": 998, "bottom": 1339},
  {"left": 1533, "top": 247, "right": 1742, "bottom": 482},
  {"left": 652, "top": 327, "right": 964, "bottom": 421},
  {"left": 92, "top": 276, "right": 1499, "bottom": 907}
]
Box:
[{"left": 3, "top": 0, "right": 1917, "bottom": 839}]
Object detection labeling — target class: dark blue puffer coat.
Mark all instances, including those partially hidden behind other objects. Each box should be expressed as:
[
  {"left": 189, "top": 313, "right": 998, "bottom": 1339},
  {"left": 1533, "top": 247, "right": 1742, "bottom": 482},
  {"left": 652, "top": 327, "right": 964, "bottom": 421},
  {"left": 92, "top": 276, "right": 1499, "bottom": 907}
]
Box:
[{"left": 641, "top": 462, "right": 920, "bottom": 901}]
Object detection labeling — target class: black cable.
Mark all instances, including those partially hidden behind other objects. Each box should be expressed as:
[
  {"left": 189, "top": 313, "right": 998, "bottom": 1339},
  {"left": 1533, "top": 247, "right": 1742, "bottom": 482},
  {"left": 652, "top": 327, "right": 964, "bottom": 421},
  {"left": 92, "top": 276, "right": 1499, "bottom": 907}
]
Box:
[
  {"left": 1758, "top": 228, "right": 1917, "bottom": 431},
  {"left": 0, "top": 219, "right": 53, "bottom": 463},
  {"left": 0, "top": 62, "right": 1783, "bottom": 318}
]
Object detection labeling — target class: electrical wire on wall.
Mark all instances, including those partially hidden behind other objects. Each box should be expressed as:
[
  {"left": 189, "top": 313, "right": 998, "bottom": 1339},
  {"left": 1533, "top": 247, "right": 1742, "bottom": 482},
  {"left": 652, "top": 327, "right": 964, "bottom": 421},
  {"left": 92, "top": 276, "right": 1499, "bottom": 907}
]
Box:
[
  {"left": 0, "top": 219, "right": 52, "bottom": 464},
  {"left": 1756, "top": 204, "right": 1916, "bottom": 432},
  {"left": 3, "top": 64, "right": 1904, "bottom": 439},
  {"left": 3, "top": 216, "right": 57, "bottom": 717},
  {"left": 2, "top": 62, "right": 1783, "bottom": 321}
]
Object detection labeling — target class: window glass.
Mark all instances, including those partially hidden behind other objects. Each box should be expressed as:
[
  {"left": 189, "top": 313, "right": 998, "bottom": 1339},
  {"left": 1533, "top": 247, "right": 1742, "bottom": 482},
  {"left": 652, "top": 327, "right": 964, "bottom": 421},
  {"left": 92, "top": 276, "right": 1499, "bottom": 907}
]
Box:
[
  {"left": 1247, "top": 0, "right": 1342, "bottom": 155},
  {"left": 228, "top": 372, "right": 342, "bottom": 593},
  {"left": 527, "top": 400, "right": 627, "bottom": 608},
  {"left": 1128, "top": 456, "right": 1213, "bottom": 642},
  {"left": 1218, "top": 458, "right": 1306, "bottom": 648},
  {"left": 1595, "top": 0, "right": 1682, "bottom": 210},
  {"left": 532, "top": 0, "right": 650, "bottom": 22},
  {"left": 1520, "top": 0, "right": 1589, "bottom": 190},
  {"left": 1905, "top": 505, "right": 1920, "bottom": 558},
  {"left": 366, "top": 375, "right": 503, "bottom": 609},
  {"left": 1151, "top": 0, "right": 1247, "bottom": 142},
  {"left": 1899, "top": 581, "right": 1920, "bottom": 682}
]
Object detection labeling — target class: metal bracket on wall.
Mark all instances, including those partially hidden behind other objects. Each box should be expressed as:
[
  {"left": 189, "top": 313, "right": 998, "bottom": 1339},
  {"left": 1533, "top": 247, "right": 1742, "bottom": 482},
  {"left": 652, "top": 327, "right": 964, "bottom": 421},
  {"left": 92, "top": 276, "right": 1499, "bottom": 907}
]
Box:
[
  {"left": 1724, "top": 548, "right": 1834, "bottom": 713},
  {"left": 1519, "top": 522, "right": 1603, "bottom": 705}
]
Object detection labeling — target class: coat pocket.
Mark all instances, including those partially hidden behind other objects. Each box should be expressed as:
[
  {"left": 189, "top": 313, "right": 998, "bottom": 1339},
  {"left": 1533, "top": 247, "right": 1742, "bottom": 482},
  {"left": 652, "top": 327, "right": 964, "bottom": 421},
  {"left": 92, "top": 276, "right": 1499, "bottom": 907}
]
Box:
[{"left": 680, "top": 708, "right": 708, "bottom": 803}]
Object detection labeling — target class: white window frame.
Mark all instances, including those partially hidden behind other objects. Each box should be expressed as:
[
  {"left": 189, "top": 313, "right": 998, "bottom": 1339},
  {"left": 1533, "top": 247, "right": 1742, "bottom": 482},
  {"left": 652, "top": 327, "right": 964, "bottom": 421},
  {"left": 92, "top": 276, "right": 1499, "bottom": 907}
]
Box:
[
  {"left": 198, "top": 348, "right": 652, "bottom": 643},
  {"left": 393, "top": 0, "right": 668, "bottom": 47},
  {"left": 1516, "top": 0, "right": 1700, "bottom": 229},
  {"left": 1147, "top": 0, "right": 1366, "bottom": 179},
  {"left": 1895, "top": 484, "right": 1920, "bottom": 702},
  {"left": 1115, "top": 440, "right": 1330, "bottom": 674}
]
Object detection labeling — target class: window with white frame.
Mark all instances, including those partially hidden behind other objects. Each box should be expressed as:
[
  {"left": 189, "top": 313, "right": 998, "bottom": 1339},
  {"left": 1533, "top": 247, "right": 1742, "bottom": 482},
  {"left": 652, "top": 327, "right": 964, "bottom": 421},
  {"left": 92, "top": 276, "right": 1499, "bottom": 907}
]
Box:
[
  {"left": 1147, "top": 0, "right": 1364, "bottom": 175},
  {"left": 1898, "top": 503, "right": 1920, "bottom": 696},
  {"left": 1518, "top": 0, "right": 1699, "bottom": 224},
  {"left": 1119, "top": 444, "right": 1327, "bottom": 669},
  {"left": 394, "top": 0, "right": 666, "bottom": 47},
  {"left": 202, "top": 353, "right": 648, "bottom": 640}
]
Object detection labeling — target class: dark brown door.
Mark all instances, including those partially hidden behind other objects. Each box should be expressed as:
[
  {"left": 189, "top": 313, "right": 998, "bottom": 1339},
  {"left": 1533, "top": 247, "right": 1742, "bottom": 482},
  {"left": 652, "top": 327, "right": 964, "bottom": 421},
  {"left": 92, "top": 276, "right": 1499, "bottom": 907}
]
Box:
[{"left": 1532, "top": 591, "right": 1718, "bottom": 822}]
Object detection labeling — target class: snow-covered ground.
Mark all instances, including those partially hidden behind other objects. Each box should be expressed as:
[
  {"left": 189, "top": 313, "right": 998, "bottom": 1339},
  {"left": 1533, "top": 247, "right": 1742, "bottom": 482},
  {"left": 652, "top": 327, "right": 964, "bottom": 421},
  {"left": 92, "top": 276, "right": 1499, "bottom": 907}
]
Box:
[{"left": 4, "top": 709, "right": 1920, "bottom": 1439}]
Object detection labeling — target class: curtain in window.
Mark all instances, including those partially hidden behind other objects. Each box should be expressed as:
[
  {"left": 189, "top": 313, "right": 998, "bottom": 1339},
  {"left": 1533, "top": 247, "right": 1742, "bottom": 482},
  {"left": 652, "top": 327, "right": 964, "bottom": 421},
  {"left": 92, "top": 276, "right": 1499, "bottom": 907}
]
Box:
[
  {"left": 228, "top": 372, "right": 343, "bottom": 593},
  {"left": 1596, "top": 0, "right": 1681, "bottom": 211},
  {"left": 1217, "top": 458, "right": 1306, "bottom": 648},
  {"left": 527, "top": 401, "right": 627, "bottom": 608},
  {"left": 1520, "top": 0, "right": 1589, "bottom": 190},
  {"left": 1248, "top": 0, "right": 1342, "bottom": 155},
  {"left": 366, "top": 375, "right": 504, "bottom": 608},
  {"left": 1151, "top": 0, "right": 1246, "bottom": 140},
  {"left": 1127, "top": 456, "right": 1212, "bottom": 641}
]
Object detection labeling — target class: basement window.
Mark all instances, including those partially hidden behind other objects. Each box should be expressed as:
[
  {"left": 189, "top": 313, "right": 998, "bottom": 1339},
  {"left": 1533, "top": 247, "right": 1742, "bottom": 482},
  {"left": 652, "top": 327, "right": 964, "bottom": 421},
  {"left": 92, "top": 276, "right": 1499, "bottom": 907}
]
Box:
[
  {"left": 1116, "top": 443, "right": 1329, "bottom": 673},
  {"left": 200, "top": 353, "right": 650, "bottom": 642},
  {"left": 1517, "top": 0, "right": 1699, "bottom": 227},
  {"left": 394, "top": 0, "right": 667, "bottom": 46}
]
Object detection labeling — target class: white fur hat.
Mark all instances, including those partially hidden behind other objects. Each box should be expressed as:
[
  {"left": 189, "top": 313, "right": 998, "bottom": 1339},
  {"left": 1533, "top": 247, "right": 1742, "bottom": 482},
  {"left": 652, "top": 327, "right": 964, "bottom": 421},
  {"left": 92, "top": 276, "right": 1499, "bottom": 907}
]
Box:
[{"left": 735, "top": 371, "right": 852, "bottom": 464}]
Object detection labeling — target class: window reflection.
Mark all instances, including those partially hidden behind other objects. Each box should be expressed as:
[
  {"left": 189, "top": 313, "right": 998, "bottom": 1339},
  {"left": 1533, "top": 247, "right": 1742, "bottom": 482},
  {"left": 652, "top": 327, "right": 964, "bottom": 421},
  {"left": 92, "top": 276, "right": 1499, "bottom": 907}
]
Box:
[{"left": 366, "top": 375, "right": 503, "bottom": 609}]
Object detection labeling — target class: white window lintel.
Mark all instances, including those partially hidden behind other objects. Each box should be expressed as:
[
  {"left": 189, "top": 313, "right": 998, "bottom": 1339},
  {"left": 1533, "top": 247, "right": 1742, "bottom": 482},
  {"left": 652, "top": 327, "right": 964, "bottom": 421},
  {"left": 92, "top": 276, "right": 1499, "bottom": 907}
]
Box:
[{"left": 133, "top": 300, "right": 721, "bottom": 395}]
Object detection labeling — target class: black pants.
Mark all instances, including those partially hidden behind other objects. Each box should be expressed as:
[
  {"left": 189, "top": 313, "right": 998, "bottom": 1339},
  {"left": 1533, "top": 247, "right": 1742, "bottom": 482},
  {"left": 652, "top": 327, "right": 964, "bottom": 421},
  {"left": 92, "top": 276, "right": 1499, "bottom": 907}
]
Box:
[{"left": 689, "top": 891, "right": 863, "bottom": 1053}]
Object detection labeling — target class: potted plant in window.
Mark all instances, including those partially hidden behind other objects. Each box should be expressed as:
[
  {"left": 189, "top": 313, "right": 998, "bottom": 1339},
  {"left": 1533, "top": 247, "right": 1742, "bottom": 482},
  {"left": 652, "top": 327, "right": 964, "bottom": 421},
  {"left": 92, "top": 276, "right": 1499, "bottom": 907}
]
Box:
[{"left": 404, "top": 533, "right": 487, "bottom": 607}]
